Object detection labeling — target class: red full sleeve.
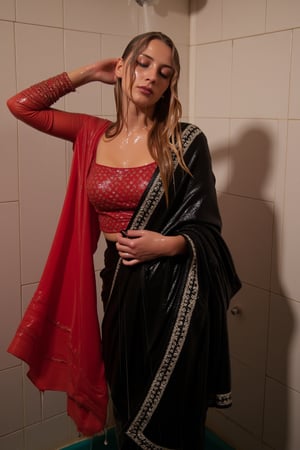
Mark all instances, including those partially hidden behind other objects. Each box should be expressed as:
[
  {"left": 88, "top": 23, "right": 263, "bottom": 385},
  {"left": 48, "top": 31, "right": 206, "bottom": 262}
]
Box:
[{"left": 7, "top": 72, "right": 89, "bottom": 142}]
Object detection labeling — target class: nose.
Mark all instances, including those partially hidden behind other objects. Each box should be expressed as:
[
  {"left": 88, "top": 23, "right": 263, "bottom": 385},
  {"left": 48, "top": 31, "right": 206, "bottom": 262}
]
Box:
[{"left": 145, "top": 65, "right": 158, "bottom": 82}]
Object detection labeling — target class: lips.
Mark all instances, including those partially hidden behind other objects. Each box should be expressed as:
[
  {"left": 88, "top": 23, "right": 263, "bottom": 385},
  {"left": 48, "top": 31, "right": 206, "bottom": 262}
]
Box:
[{"left": 138, "top": 86, "right": 153, "bottom": 95}]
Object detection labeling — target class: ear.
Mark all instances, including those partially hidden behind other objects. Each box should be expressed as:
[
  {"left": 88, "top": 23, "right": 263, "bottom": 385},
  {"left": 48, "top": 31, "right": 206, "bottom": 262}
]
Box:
[{"left": 115, "top": 58, "right": 124, "bottom": 78}]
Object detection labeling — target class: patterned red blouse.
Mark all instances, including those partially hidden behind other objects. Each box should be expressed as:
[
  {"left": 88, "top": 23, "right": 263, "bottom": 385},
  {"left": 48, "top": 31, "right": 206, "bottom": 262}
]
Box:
[{"left": 86, "top": 160, "right": 157, "bottom": 232}]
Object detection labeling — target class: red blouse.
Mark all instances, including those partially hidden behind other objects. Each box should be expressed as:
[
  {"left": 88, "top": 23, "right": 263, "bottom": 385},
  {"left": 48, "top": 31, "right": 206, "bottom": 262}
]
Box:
[{"left": 87, "top": 160, "right": 157, "bottom": 233}]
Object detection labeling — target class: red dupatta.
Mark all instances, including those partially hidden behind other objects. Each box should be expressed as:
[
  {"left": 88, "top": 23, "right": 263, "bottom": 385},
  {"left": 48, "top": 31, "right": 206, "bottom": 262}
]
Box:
[{"left": 8, "top": 117, "right": 110, "bottom": 436}]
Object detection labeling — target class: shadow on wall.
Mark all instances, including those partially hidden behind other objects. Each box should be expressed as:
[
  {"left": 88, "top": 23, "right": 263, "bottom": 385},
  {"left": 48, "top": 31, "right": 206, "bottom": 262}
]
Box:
[{"left": 212, "top": 127, "right": 294, "bottom": 449}]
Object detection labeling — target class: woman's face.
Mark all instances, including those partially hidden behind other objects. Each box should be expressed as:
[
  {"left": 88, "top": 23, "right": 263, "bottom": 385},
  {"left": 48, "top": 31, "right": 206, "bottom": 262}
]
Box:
[{"left": 118, "top": 39, "right": 174, "bottom": 113}]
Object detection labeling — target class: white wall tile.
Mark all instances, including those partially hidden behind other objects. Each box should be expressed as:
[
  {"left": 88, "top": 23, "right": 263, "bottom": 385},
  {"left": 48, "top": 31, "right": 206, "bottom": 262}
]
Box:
[
  {"left": 228, "top": 119, "right": 282, "bottom": 202},
  {"left": 20, "top": 286, "right": 43, "bottom": 427},
  {"left": 193, "top": 118, "right": 230, "bottom": 193},
  {"left": 263, "top": 377, "right": 300, "bottom": 450},
  {"left": 289, "top": 29, "right": 300, "bottom": 119},
  {"left": 279, "top": 120, "right": 300, "bottom": 300},
  {"left": 24, "top": 414, "right": 71, "bottom": 450},
  {"left": 23, "top": 367, "right": 41, "bottom": 427},
  {"left": 16, "top": 0, "right": 63, "bottom": 27},
  {"left": 194, "top": 41, "right": 232, "bottom": 117},
  {"left": 0, "top": 367, "right": 23, "bottom": 435},
  {"left": 18, "top": 125, "right": 66, "bottom": 284},
  {"left": 231, "top": 32, "right": 292, "bottom": 119},
  {"left": 64, "top": 30, "right": 101, "bottom": 116},
  {"left": 0, "top": 21, "right": 18, "bottom": 202},
  {"left": 266, "top": 0, "right": 300, "bottom": 32},
  {"left": 0, "top": 202, "right": 21, "bottom": 371},
  {"left": 271, "top": 120, "right": 288, "bottom": 295},
  {"left": 228, "top": 283, "right": 269, "bottom": 371},
  {"left": 101, "top": 34, "right": 130, "bottom": 117},
  {"left": 0, "top": 1, "right": 15, "bottom": 20},
  {"left": 223, "top": 357, "right": 265, "bottom": 438},
  {"left": 64, "top": 0, "right": 139, "bottom": 36},
  {"left": 138, "top": 0, "right": 190, "bottom": 44},
  {"left": 267, "top": 294, "right": 300, "bottom": 392},
  {"left": 0, "top": 431, "right": 24, "bottom": 450},
  {"left": 15, "top": 23, "right": 64, "bottom": 87},
  {"left": 43, "top": 391, "right": 66, "bottom": 419},
  {"left": 177, "top": 43, "right": 189, "bottom": 117},
  {"left": 190, "top": 0, "right": 222, "bottom": 45},
  {"left": 222, "top": 0, "right": 266, "bottom": 39},
  {"left": 219, "top": 194, "right": 273, "bottom": 290},
  {"left": 206, "top": 410, "right": 264, "bottom": 450}
]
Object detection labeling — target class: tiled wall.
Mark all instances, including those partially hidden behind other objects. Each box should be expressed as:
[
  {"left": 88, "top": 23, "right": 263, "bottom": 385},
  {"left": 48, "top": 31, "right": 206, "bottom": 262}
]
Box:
[
  {"left": 2, "top": 1, "right": 300, "bottom": 450},
  {"left": 0, "top": 1, "right": 189, "bottom": 449},
  {"left": 189, "top": 1, "right": 300, "bottom": 449}
]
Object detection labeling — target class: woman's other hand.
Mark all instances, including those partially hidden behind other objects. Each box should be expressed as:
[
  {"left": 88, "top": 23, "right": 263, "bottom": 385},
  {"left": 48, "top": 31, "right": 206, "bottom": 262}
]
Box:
[{"left": 115, "top": 230, "right": 186, "bottom": 266}]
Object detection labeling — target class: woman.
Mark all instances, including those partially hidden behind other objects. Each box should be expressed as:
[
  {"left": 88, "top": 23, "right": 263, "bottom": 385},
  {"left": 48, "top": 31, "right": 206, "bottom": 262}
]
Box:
[{"left": 7, "top": 32, "right": 241, "bottom": 449}]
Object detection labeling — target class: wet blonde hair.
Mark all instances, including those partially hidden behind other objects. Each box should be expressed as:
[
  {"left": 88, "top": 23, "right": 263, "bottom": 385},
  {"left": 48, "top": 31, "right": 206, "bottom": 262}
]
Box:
[{"left": 106, "top": 31, "right": 189, "bottom": 204}]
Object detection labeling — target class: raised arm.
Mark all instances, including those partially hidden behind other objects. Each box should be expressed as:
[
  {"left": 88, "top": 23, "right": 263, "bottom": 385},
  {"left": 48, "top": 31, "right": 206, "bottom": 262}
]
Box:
[{"left": 7, "top": 59, "right": 118, "bottom": 142}]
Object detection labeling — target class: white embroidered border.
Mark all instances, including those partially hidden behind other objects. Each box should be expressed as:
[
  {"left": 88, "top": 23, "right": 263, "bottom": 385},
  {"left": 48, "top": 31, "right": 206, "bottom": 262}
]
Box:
[{"left": 126, "top": 236, "right": 198, "bottom": 449}]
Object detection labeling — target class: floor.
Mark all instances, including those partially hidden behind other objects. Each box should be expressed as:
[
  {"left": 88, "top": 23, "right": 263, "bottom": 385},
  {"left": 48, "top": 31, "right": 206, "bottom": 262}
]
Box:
[{"left": 60, "top": 427, "right": 235, "bottom": 450}]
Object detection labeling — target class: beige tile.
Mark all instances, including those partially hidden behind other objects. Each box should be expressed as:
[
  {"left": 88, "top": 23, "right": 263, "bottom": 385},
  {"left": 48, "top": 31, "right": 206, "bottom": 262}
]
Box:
[
  {"left": 22, "top": 283, "right": 38, "bottom": 314},
  {"left": 16, "top": 0, "right": 63, "bottom": 27},
  {"left": 0, "top": 367, "right": 23, "bottom": 435},
  {"left": 23, "top": 365, "right": 42, "bottom": 426},
  {"left": 43, "top": 391, "right": 66, "bottom": 419},
  {"left": 267, "top": 294, "right": 300, "bottom": 392},
  {"left": 64, "top": 0, "right": 139, "bottom": 36},
  {"left": 223, "top": 357, "right": 265, "bottom": 438},
  {"left": 0, "top": 202, "right": 21, "bottom": 371},
  {"left": 222, "top": 0, "right": 266, "bottom": 39},
  {"left": 18, "top": 124, "right": 67, "bottom": 284},
  {"left": 228, "top": 119, "right": 282, "bottom": 202},
  {"left": 15, "top": 23, "right": 64, "bottom": 88},
  {"left": 228, "top": 283, "right": 269, "bottom": 371},
  {"left": 0, "top": 0, "right": 15, "bottom": 20},
  {"left": 195, "top": 41, "right": 232, "bottom": 117},
  {"left": 19, "top": 287, "right": 42, "bottom": 425},
  {"left": 219, "top": 193, "right": 273, "bottom": 290},
  {"left": 24, "top": 414, "right": 71, "bottom": 450},
  {"left": 271, "top": 120, "right": 288, "bottom": 295},
  {"left": 266, "top": 0, "right": 300, "bottom": 32},
  {"left": 0, "top": 21, "right": 18, "bottom": 202},
  {"left": 190, "top": 0, "right": 222, "bottom": 45},
  {"left": 176, "top": 43, "right": 189, "bottom": 117},
  {"left": 206, "top": 410, "right": 264, "bottom": 450},
  {"left": 279, "top": 121, "right": 300, "bottom": 300},
  {"left": 263, "top": 377, "right": 300, "bottom": 450},
  {"left": 0, "top": 431, "right": 24, "bottom": 450},
  {"left": 101, "top": 34, "right": 130, "bottom": 117},
  {"left": 193, "top": 118, "right": 230, "bottom": 193},
  {"left": 138, "top": 0, "right": 189, "bottom": 44},
  {"left": 64, "top": 30, "right": 101, "bottom": 116},
  {"left": 231, "top": 32, "right": 292, "bottom": 119},
  {"left": 289, "top": 29, "right": 300, "bottom": 119}
]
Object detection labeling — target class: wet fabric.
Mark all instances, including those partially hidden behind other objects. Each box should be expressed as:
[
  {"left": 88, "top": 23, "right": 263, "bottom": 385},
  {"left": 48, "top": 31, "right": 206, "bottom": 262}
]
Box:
[
  {"left": 7, "top": 74, "right": 111, "bottom": 435},
  {"left": 86, "top": 160, "right": 157, "bottom": 233},
  {"left": 101, "top": 124, "right": 241, "bottom": 449}
]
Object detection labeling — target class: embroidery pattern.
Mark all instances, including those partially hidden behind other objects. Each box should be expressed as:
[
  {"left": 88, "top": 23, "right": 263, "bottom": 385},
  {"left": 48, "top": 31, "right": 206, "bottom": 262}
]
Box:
[
  {"left": 131, "top": 124, "right": 201, "bottom": 231},
  {"left": 124, "top": 125, "right": 202, "bottom": 449},
  {"left": 127, "top": 236, "right": 198, "bottom": 449}
]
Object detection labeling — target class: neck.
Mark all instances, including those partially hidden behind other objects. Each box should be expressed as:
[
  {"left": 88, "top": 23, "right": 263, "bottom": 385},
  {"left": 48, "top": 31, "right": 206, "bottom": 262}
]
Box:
[{"left": 122, "top": 101, "right": 154, "bottom": 132}]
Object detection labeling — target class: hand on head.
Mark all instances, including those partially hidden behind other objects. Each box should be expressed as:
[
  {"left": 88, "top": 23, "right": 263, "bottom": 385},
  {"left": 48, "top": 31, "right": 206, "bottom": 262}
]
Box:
[{"left": 92, "top": 58, "right": 119, "bottom": 84}]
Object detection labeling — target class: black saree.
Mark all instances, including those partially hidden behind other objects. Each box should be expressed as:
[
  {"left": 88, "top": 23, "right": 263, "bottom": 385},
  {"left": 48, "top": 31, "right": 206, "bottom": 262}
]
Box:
[{"left": 101, "top": 123, "right": 241, "bottom": 450}]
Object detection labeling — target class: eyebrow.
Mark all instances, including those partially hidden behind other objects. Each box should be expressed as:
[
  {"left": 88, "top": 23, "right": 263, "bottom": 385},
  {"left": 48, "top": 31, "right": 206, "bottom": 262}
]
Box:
[{"left": 140, "top": 53, "right": 174, "bottom": 70}]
